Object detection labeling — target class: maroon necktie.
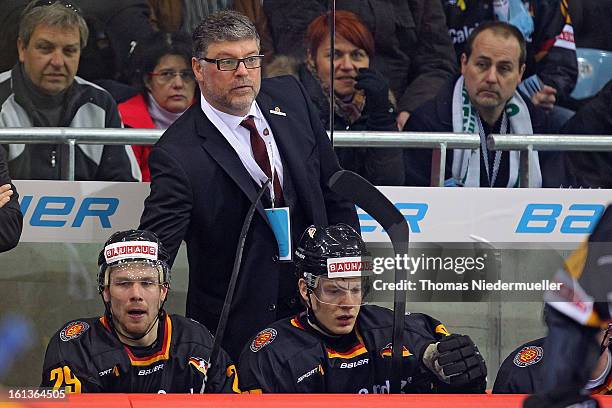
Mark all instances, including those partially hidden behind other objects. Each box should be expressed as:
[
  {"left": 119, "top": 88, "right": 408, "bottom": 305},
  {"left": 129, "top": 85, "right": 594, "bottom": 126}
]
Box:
[{"left": 240, "top": 116, "right": 284, "bottom": 206}]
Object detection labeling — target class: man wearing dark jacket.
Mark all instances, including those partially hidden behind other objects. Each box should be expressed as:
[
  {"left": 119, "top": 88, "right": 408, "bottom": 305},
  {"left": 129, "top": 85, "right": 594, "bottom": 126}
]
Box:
[
  {"left": 262, "top": 0, "right": 458, "bottom": 129},
  {"left": 0, "top": 1, "right": 140, "bottom": 180},
  {"left": 0, "top": 146, "right": 22, "bottom": 253},
  {"left": 404, "top": 21, "right": 551, "bottom": 187},
  {"left": 139, "top": 11, "right": 358, "bottom": 360}
]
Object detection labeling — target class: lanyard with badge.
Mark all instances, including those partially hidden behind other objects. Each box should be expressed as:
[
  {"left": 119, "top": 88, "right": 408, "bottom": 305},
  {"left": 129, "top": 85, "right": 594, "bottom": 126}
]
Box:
[
  {"left": 261, "top": 133, "right": 292, "bottom": 261},
  {"left": 476, "top": 111, "right": 507, "bottom": 187}
]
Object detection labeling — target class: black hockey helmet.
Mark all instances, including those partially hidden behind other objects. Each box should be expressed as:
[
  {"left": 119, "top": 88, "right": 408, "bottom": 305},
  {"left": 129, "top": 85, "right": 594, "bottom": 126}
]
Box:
[
  {"left": 294, "top": 224, "right": 372, "bottom": 286},
  {"left": 97, "top": 229, "right": 170, "bottom": 293}
]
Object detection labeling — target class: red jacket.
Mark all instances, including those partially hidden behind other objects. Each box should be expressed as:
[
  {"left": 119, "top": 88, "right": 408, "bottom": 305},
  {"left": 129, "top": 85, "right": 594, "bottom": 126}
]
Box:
[{"left": 118, "top": 93, "right": 154, "bottom": 181}]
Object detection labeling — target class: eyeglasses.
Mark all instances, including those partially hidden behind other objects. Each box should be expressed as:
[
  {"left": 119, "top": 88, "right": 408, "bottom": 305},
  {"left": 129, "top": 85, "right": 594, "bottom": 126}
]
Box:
[
  {"left": 200, "top": 55, "right": 264, "bottom": 71},
  {"left": 149, "top": 70, "right": 195, "bottom": 84},
  {"left": 29, "top": 0, "right": 82, "bottom": 15}
]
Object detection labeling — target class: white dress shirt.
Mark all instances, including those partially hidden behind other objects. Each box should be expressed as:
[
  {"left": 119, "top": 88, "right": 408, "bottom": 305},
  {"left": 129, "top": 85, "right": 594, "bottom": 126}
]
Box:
[{"left": 199, "top": 97, "right": 284, "bottom": 190}]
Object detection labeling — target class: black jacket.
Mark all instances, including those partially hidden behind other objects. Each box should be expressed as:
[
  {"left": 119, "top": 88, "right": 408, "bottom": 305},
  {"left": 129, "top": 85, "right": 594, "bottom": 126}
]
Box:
[
  {"left": 139, "top": 75, "right": 359, "bottom": 360},
  {"left": 0, "top": 0, "right": 26, "bottom": 74},
  {"left": 0, "top": 146, "right": 22, "bottom": 252},
  {"left": 556, "top": 80, "right": 612, "bottom": 188},
  {"left": 0, "top": 65, "right": 140, "bottom": 181},
  {"left": 442, "top": 0, "right": 578, "bottom": 106},
  {"left": 238, "top": 305, "right": 486, "bottom": 393},
  {"left": 263, "top": 0, "right": 457, "bottom": 113},
  {"left": 41, "top": 313, "right": 238, "bottom": 393},
  {"left": 296, "top": 64, "right": 404, "bottom": 186},
  {"left": 403, "top": 77, "right": 551, "bottom": 187},
  {"left": 569, "top": 0, "right": 612, "bottom": 51}
]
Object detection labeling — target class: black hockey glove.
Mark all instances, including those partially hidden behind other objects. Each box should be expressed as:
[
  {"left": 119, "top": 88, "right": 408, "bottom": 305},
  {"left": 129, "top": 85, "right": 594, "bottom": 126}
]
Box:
[
  {"left": 422, "top": 334, "right": 487, "bottom": 387},
  {"left": 354, "top": 68, "right": 395, "bottom": 130}
]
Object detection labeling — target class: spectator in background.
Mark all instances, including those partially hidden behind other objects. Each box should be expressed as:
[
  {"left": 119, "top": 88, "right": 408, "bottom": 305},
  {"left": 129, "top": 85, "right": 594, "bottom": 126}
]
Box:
[
  {"left": 77, "top": 0, "right": 156, "bottom": 83},
  {"left": 442, "top": 0, "right": 577, "bottom": 130},
  {"left": 565, "top": 0, "right": 612, "bottom": 111},
  {"left": 0, "top": 147, "right": 22, "bottom": 253},
  {"left": 0, "top": 0, "right": 157, "bottom": 82},
  {"left": 552, "top": 80, "right": 612, "bottom": 188},
  {"left": 266, "top": 11, "right": 404, "bottom": 186},
  {"left": 403, "top": 22, "right": 550, "bottom": 187},
  {"left": 261, "top": 0, "right": 458, "bottom": 130},
  {"left": 0, "top": 0, "right": 140, "bottom": 181},
  {"left": 568, "top": 0, "right": 612, "bottom": 52},
  {"left": 147, "top": 0, "right": 275, "bottom": 65},
  {"left": 119, "top": 32, "right": 196, "bottom": 181},
  {"left": 0, "top": 0, "right": 28, "bottom": 74}
]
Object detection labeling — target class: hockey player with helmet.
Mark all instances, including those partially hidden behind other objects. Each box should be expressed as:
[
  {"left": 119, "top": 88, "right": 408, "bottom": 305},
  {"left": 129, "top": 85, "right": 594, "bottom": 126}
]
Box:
[
  {"left": 40, "top": 230, "right": 239, "bottom": 393},
  {"left": 238, "top": 224, "right": 487, "bottom": 393}
]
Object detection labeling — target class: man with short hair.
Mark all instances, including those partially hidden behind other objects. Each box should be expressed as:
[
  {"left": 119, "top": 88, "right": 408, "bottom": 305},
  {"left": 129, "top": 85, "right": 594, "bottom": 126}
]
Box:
[
  {"left": 442, "top": 0, "right": 578, "bottom": 112},
  {"left": 238, "top": 224, "right": 487, "bottom": 393},
  {"left": 403, "top": 21, "right": 551, "bottom": 187},
  {"left": 41, "top": 229, "right": 238, "bottom": 393},
  {"left": 139, "top": 10, "right": 359, "bottom": 360},
  {"left": 0, "top": 0, "right": 140, "bottom": 181}
]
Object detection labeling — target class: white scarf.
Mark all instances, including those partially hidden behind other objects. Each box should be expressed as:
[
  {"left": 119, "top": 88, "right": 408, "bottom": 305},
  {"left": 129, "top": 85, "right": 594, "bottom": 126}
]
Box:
[{"left": 451, "top": 76, "right": 541, "bottom": 187}]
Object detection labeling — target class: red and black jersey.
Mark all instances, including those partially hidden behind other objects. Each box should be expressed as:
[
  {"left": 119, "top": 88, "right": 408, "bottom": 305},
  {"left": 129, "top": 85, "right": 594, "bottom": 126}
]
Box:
[
  {"left": 493, "top": 337, "right": 612, "bottom": 395},
  {"left": 40, "top": 312, "right": 238, "bottom": 393},
  {"left": 238, "top": 305, "right": 483, "bottom": 393}
]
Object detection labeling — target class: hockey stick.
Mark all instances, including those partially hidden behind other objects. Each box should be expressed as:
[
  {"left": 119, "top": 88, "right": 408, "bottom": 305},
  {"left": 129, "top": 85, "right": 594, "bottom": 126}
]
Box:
[
  {"left": 203, "top": 179, "right": 271, "bottom": 393},
  {"left": 328, "top": 170, "right": 409, "bottom": 394}
]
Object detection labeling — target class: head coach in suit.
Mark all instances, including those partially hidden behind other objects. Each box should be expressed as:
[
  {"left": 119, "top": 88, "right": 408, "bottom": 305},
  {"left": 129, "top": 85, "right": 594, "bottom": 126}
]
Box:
[{"left": 139, "top": 10, "right": 359, "bottom": 359}]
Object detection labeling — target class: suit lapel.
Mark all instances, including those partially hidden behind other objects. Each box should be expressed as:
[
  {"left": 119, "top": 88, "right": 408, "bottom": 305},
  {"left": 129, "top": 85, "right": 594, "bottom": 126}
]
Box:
[
  {"left": 195, "top": 109, "right": 270, "bottom": 224},
  {"left": 256, "top": 92, "right": 315, "bottom": 221}
]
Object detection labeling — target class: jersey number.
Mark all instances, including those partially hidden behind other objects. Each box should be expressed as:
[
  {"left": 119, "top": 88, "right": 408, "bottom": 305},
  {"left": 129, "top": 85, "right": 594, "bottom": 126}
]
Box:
[{"left": 50, "top": 366, "right": 82, "bottom": 393}]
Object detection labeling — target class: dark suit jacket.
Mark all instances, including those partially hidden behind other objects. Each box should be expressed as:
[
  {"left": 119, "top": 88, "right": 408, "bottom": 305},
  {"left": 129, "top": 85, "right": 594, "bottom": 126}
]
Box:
[{"left": 140, "top": 75, "right": 359, "bottom": 359}]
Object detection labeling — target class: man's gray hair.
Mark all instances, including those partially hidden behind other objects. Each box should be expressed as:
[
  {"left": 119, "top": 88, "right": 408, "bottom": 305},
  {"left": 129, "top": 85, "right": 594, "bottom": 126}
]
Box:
[
  {"left": 19, "top": 1, "right": 89, "bottom": 49},
  {"left": 192, "top": 10, "right": 260, "bottom": 58}
]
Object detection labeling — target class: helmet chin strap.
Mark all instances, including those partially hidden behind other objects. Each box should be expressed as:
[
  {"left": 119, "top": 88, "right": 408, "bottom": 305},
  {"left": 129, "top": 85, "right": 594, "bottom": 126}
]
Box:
[
  {"left": 100, "top": 287, "right": 168, "bottom": 344},
  {"left": 305, "top": 290, "right": 344, "bottom": 338}
]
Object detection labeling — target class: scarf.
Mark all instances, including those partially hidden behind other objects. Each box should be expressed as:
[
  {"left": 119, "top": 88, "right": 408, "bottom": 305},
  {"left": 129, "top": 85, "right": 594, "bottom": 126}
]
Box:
[
  {"left": 146, "top": 92, "right": 186, "bottom": 129},
  {"left": 451, "top": 75, "right": 542, "bottom": 187},
  {"left": 305, "top": 61, "right": 365, "bottom": 126}
]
